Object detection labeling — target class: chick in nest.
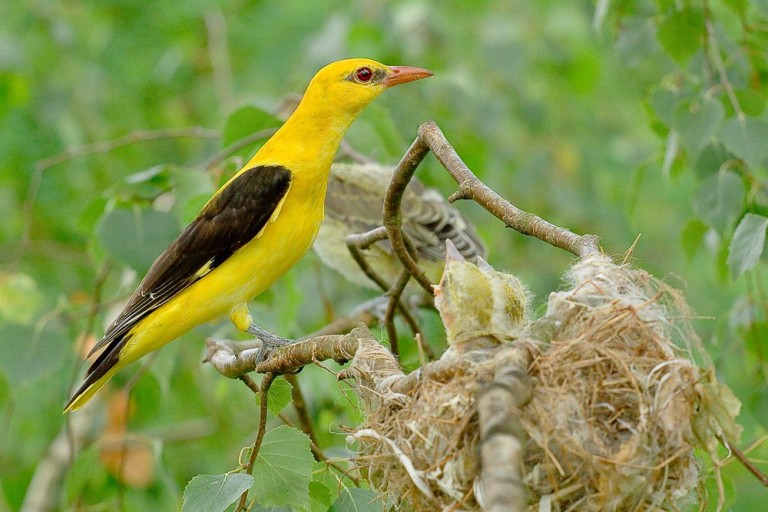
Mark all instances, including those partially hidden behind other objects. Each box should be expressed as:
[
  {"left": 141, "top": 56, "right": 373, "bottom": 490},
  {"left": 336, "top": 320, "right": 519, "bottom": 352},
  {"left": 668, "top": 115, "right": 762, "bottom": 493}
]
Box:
[{"left": 434, "top": 239, "right": 530, "bottom": 354}]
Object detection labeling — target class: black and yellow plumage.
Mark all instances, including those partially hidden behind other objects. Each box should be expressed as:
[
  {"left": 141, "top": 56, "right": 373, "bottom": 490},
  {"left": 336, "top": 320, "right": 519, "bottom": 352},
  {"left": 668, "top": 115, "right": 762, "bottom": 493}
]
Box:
[{"left": 65, "top": 59, "right": 432, "bottom": 412}]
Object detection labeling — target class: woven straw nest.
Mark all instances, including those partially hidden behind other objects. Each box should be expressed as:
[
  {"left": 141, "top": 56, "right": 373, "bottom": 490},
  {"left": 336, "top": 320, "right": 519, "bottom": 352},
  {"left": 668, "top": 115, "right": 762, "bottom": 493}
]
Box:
[{"left": 347, "top": 255, "right": 741, "bottom": 511}]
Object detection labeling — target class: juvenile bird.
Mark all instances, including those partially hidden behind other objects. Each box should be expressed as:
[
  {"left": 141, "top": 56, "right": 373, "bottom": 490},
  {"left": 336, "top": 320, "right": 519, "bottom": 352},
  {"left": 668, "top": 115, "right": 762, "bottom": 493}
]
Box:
[
  {"left": 314, "top": 162, "right": 487, "bottom": 293},
  {"left": 65, "top": 59, "right": 432, "bottom": 412},
  {"left": 434, "top": 240, "right": 530, "bottom": 354}
]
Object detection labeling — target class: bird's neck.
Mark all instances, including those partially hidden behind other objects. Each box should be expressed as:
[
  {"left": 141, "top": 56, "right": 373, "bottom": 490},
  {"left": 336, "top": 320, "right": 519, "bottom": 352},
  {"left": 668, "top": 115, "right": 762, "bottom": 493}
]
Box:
[{"left": 250, "top": 95, "right": 359, "bottom": 182}]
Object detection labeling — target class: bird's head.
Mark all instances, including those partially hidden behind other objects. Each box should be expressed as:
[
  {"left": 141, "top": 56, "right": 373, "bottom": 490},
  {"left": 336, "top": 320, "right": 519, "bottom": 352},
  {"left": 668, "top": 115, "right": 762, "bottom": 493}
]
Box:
[{"left": 302, "top": 58, "right": 433, "bottom": 118}]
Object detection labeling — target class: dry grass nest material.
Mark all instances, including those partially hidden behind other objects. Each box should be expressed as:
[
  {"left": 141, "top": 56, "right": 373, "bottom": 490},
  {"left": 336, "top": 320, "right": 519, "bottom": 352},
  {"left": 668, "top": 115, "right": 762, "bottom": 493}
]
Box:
[{"left": 348, "top": 255, "right": 741, "bottom": 511}]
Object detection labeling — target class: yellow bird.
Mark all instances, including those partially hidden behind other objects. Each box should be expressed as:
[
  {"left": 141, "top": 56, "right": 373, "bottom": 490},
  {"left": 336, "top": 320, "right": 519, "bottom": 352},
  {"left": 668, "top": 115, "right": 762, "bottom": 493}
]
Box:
[{"left": 65, "top": 58, "right": 432, "bottom": 412}]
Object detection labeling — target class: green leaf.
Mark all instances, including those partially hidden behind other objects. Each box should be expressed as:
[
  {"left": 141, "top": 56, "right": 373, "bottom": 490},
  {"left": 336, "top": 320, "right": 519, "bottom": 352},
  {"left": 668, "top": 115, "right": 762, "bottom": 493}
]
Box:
[
  {"left": 727, "top": 213, "right": 768, "bottom": 278},
  {"left": 171, "top": 167, "right": 215, "bottom": 223},
  {"left": 329, "top": 488, "right": 383, "bottom": 512},
  {"left": 251, "top": 426, "right": 313, "bottom": 511},
  {"left": 755, "top": 0, "right": 768, "bottom": 16},
  {"left": 673, "top": 98, "right": 724, "bottom": 155},
  {"left": 0, "top": 371, "right": 7, "bottom": 405},
  {"left": 720, "top": 116, "right": 768, "bottom": 169},
  {"left": 254, "top": 376, "right": 294, "bottom": 417},
  {"left": 0, "top": 272, "right": 43, "bottom": 325},
  {"left": 309, "top": 481, "right": 333, "bottom": 512},
  {"left": 64, "top": 446, "right": 110, "bottom": 504},
  {"left": 96, "top": 207, "right": 180, "bottom": 273},
  {"left": 693, "top": 171, "right": 745, "bottom": 233},
  {"left": 680, "top": 219, "right": 709, "bottom": 261},
  {"left": 692, "top": 143, "right": 729, "bottom": 180},
  {"left": 657, "top": 8, "right": 705, "bottom": 65},
  {"left": 648, "top": 87, "right": 680, "bottom": 128},
  {"left": 734, "top": 89, "right": 766, "bottom": 117},
  {"left": 181, "top": 473, "right": 254, "bottom": 512},
  {"left": 0, "top": 323, "right": 69, "bottom": 387},
  {"left": 722, "top": 0, "right": 748, "bottom": 16},
  {"left": 222, "top": 105, "right": 282, "bottom": 149}
]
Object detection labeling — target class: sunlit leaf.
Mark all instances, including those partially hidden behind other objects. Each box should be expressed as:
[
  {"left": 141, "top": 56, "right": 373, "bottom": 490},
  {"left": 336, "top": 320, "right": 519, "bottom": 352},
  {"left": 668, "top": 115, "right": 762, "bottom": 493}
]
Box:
[
  {"left": 720, "top": 116, "right": 768, "bottom": 169},
  {"left": 251, "top": 426, "right": 313, "bottom": 511},
  {"left": 181, "top": 473, "right": 254, "bottom": 512},
  {"left": 657, "top": 8, "right": 705, "bottom": 65},
  {"left": 727, "top": 213, "right": 768, "bottom": 278}
]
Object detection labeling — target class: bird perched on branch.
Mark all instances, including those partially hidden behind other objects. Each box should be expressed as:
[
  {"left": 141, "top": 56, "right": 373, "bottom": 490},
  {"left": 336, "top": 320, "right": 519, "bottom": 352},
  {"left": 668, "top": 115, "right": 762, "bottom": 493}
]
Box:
[
  {"left": 65, "top": 59, "right": 432, "bottom": 412},
  {"left": 314, "top": 162, "right": 487, "bottom": 294}
]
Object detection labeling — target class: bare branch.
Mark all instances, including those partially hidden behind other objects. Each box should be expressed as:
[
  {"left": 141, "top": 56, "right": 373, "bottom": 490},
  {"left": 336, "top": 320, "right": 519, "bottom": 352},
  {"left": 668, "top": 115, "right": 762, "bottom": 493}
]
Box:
[
  {"left": 718, "top": 435, "right": 768, "bottom": 487},
  {"left": 384, "top": 135, "right": 435, "bottom": 294},
  {"left": 205, "top": 327, "right": 367, "bottom": 378},
  {"left": 418, "top": 122, "right": 601, "bottom": 258},
  {"left": 203, "top": 128, "right": 277, "bottom": 171},
  {"left": 476, "top": 353, "right": 533, "bottom": 512}
]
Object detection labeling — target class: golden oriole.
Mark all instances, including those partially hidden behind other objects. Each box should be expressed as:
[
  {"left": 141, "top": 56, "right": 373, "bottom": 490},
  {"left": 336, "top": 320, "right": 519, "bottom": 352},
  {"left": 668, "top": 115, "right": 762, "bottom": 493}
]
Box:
[
  {"left": 65, "top": 58, "right": 432, "bottom": 412},
  {"left": 314, "top": 162, "right": 487, "bottom": 292}
]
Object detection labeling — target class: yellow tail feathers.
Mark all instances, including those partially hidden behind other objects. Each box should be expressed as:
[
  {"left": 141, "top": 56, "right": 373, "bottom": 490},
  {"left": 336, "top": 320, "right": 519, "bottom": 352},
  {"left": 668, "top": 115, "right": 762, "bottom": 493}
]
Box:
[{"left": 64, "top": 365, "right": 119, "bottom": 413}]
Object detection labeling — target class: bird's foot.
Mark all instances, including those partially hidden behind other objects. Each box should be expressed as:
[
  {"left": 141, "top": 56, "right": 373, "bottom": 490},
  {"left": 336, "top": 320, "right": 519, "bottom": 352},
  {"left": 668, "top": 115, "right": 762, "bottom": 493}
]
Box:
[{"left": 246, "top": 324, "right": 296, "bottom": 363}]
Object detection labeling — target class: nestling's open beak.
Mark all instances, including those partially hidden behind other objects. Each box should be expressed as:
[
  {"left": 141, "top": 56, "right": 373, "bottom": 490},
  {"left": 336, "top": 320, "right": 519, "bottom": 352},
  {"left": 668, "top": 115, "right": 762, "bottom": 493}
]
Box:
[{"left": 383, "top": 66, "right": 433, "bottom": 87}]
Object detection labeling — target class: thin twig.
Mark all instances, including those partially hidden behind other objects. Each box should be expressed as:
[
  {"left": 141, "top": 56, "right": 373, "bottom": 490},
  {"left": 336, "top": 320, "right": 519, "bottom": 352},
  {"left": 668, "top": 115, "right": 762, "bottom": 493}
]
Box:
[
  {"left": 384, "top": 134, "right": 434, "bottom": 294},
  {"left": 383, "top": 122, "right": 601, "bottom": 299},
  {"left": 346, "top": 228, "right": 428, "bottom": 349},
  {"left": 417, "top": 122, "right": 601, "bottom": 258},
  {"left": 203, "top": 128, "right": 277, "bottom": 171},
  {"left": 346, "top": 228, "right": 392, "bottom": 291},
  {"left": 236, "top": 372, "right": 276, "bottom": 512},
  {"left": 13, "top": 128, "right": 220, "bottom": 269},
  {"left": 285, "top": 373, "right": 320, "bottom": 448},
  {"left": 238, "top": 374, "right": 261, "bottom": 394},
  {"left": 718, "top": 434, "right": 768, "bottom": 486},
  {"left": 339, "top": 139, "right": 375, "bottom": 164},
  {"left": 204, "top": 10, "right": 234, "bottom": 111},
  {"left": 703, "top": 3, "right": 743, "bottom": 119},
  {"left": 384, "top": 270, "right": 413, "bottom": 356},
  {"left": 36, "top": 127, "right": 219, "bottom": 172}
]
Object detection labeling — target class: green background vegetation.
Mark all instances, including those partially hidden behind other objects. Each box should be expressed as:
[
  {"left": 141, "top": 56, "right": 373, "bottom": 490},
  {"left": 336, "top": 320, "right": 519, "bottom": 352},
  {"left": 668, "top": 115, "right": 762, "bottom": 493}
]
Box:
[{"left": 1, "top": 0, "right": 767, "bottom": 510}]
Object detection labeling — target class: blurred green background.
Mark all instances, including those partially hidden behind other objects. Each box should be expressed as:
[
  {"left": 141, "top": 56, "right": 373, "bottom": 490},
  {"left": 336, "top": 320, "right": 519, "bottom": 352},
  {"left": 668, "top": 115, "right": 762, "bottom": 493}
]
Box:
[{"left": 1, "top": 0, "right": 767, "bottom": 510}]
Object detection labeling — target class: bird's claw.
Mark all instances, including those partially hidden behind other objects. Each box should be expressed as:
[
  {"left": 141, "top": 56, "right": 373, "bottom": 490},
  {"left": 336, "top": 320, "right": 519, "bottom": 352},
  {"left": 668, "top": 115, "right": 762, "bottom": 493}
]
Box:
[{"left": 246, "top": 324, "right": 294, "bottom": 364}]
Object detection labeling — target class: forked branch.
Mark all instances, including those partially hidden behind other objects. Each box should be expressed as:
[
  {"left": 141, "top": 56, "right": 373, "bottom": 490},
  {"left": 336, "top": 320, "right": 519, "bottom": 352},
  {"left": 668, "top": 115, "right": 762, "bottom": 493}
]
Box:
[{"left": 383, "top": 121, "right": 601, "bottom": 295}]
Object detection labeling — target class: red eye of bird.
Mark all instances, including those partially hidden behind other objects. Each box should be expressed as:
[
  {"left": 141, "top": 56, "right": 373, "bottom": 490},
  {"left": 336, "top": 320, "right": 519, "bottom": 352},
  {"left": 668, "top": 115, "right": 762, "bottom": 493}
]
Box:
[{"left": 355, "top": 67, "right": 373, "bottom": 82}]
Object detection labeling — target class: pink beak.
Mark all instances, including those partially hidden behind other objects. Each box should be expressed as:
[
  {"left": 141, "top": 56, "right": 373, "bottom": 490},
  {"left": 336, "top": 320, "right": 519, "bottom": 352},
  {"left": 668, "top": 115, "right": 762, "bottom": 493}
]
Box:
[{"left": 383, "top": 66, "right": 434, "bottom": 87}]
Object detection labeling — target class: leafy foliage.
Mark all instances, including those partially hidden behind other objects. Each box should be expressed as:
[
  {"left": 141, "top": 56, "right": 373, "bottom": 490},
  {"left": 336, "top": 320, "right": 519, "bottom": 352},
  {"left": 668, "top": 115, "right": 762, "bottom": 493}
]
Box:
[
  {"left": 250, "top": 426, "right": 314, "bottom": 511},
  {"left": 182, "top": 473, "right": 255, "bottom": 512}
]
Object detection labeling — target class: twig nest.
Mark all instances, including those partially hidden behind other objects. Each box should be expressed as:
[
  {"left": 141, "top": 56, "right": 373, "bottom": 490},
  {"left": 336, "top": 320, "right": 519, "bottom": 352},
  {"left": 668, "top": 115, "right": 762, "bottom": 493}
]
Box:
[
  {"left": 347, "top": 255, "right": 740, "bottom": 511},
  {"left": 522, "top": 254, "right": 739, "bottom": 511}
]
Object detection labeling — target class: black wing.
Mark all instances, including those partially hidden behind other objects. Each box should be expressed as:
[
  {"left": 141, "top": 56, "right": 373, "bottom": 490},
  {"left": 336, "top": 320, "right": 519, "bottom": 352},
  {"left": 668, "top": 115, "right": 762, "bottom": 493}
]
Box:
[{"left": 86, "top": 164, "right": 292, "bottom": 364}]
